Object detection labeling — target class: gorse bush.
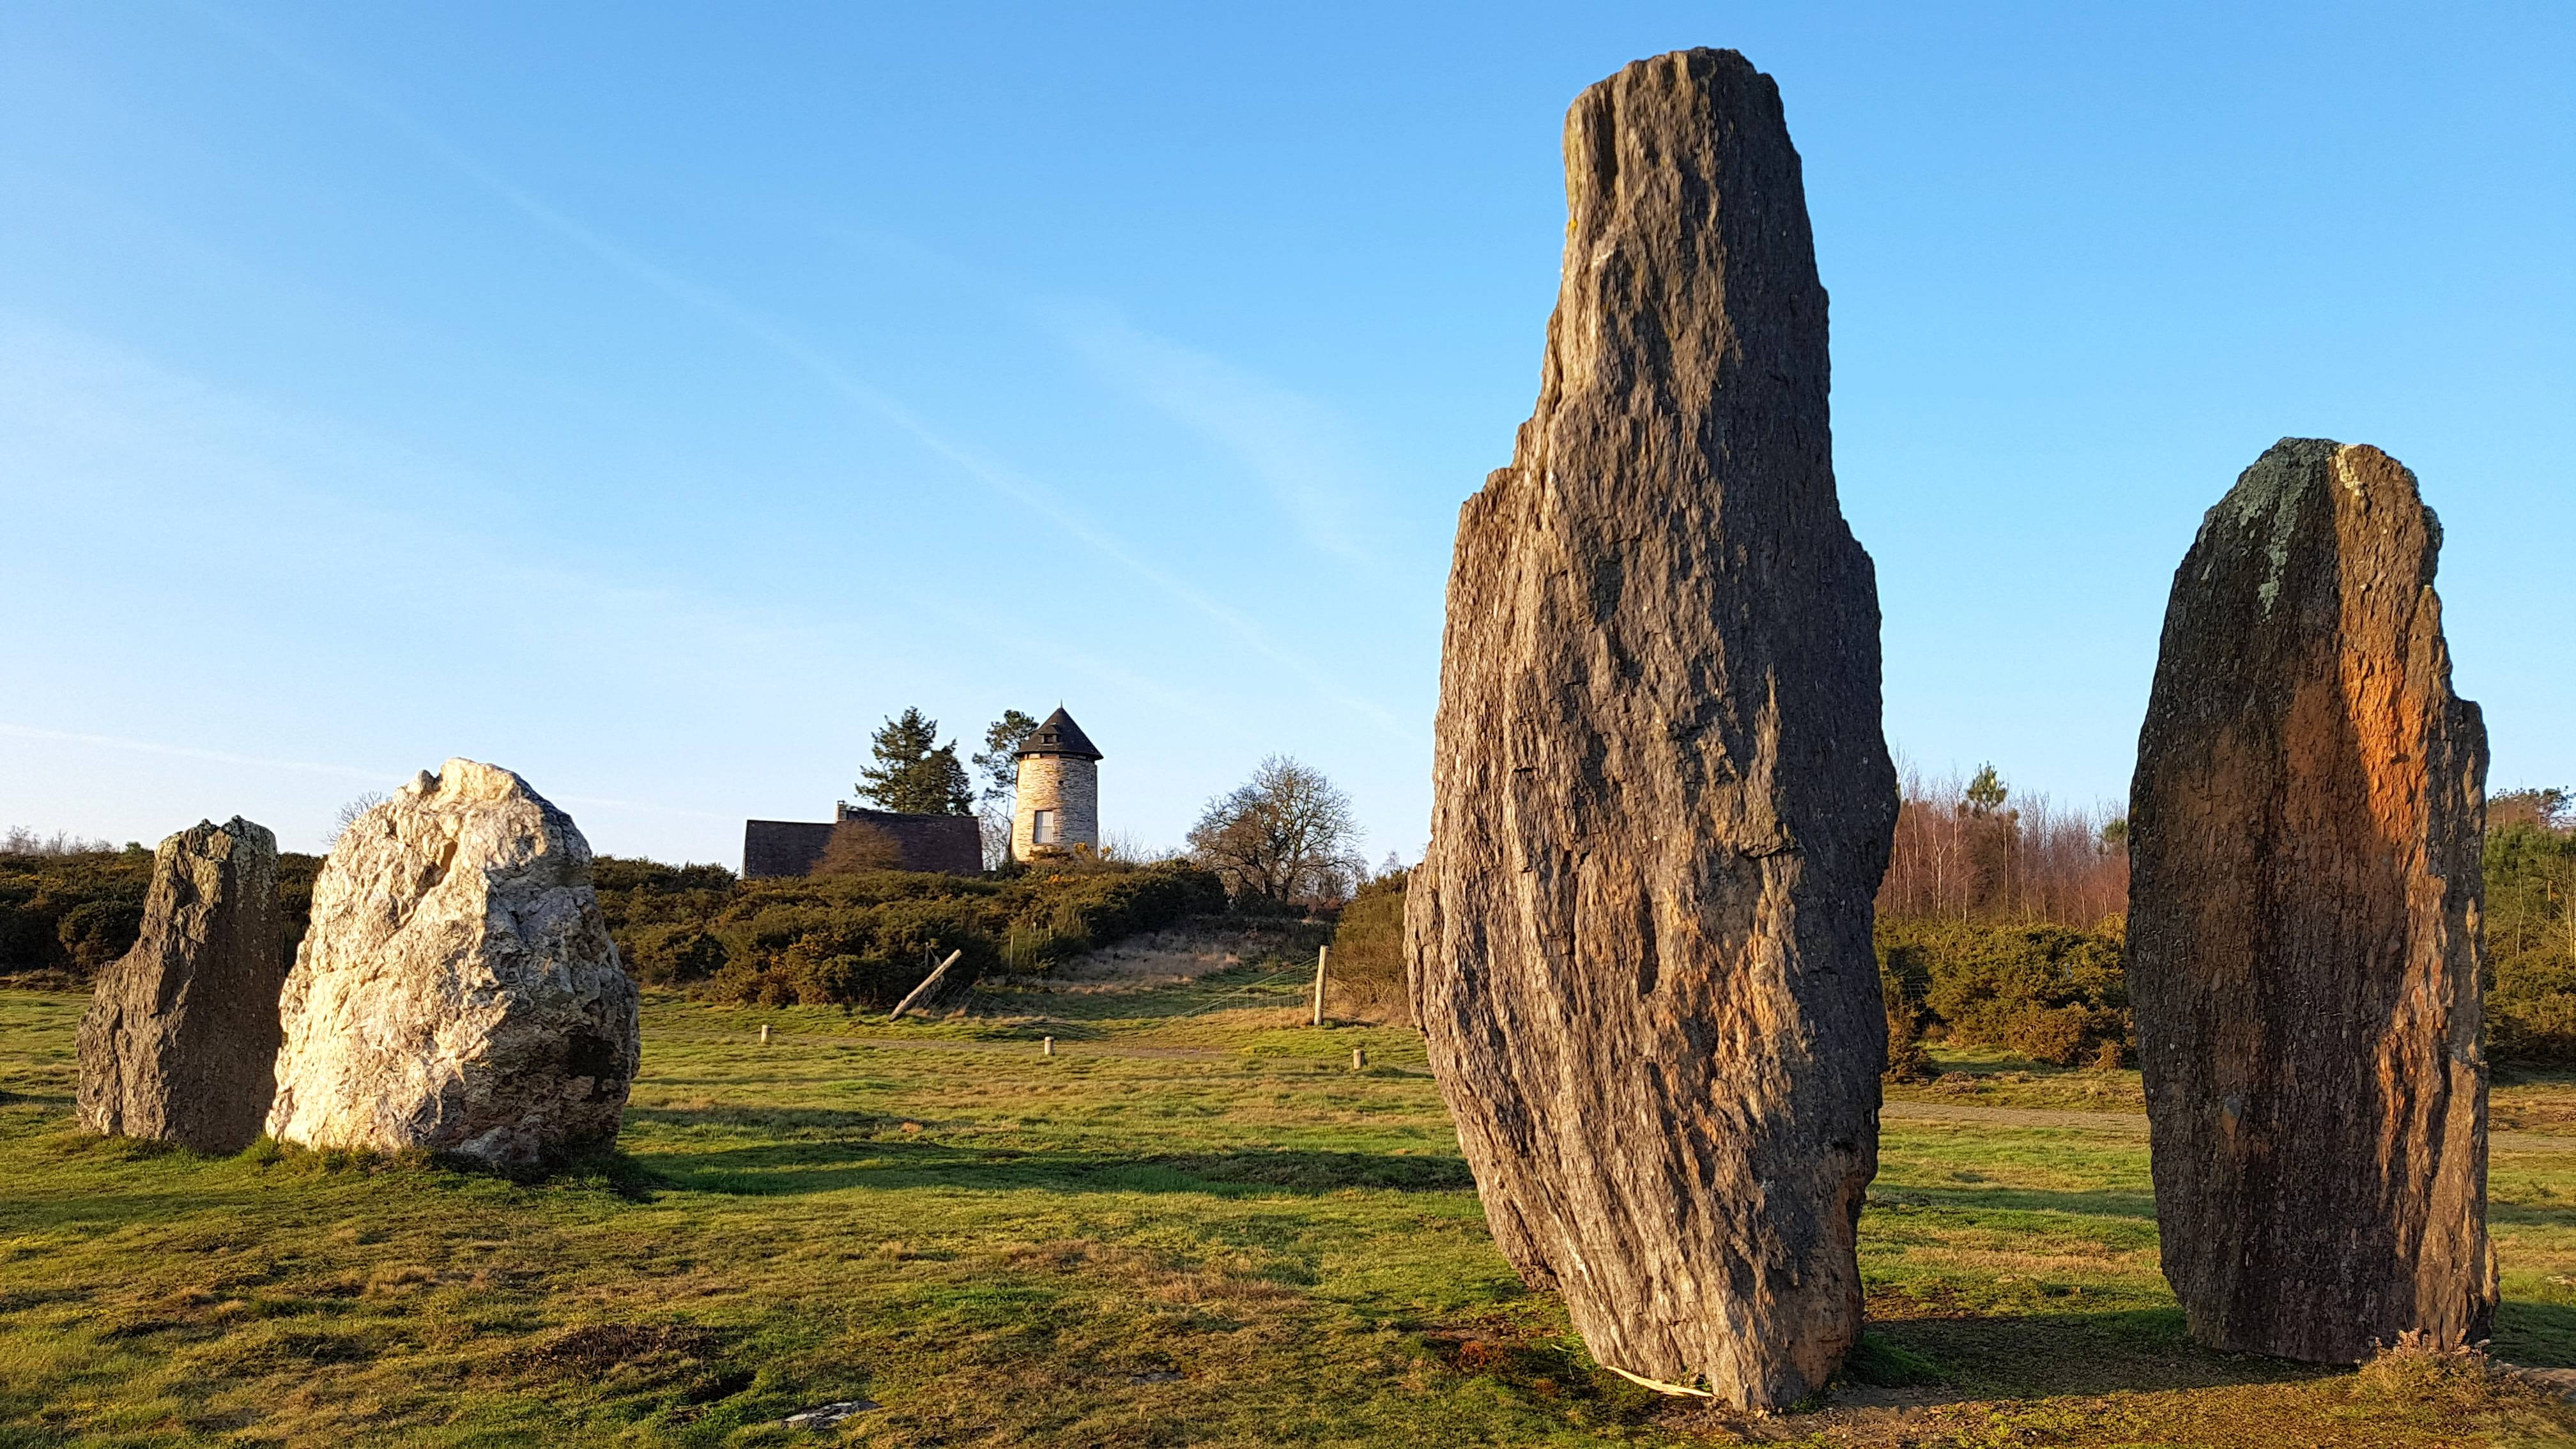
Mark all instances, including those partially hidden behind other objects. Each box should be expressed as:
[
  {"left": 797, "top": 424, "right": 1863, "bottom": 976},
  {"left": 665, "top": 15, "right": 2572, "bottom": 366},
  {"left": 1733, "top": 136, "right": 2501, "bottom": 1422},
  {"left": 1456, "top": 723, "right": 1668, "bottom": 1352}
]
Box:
[
  {"left": 54, "top": 900, "right": 146, "bottom": 975},
  {"left": 0, "top": 844, "right": 320, "bottom": 983},
  {"left": 1880, "top": 962, "right": 1935, "bottom": 1081},
  {"left": 1324, "top": 868, "right": 1409, "bottom": 1022},
  {"left": 592, "top": 856, "right": 1227, "bottom": 1009},
  {"left": 1878, "top": 918, "right": 2130, "bottom": 1068},
  {"left": 4, "top": 839, "right": 1217, "bottom": 1011}
]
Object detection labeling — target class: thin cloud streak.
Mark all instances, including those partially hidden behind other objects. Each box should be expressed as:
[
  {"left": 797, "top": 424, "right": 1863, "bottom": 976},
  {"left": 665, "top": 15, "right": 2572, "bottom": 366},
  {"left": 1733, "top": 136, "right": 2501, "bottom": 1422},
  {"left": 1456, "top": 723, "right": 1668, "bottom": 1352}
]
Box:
[
  {"left": 1048, "top": 302, "right": 1384, "bottom": 567},
  {"left": 193, "top": 1, "right": 1415, "bottom": 746},
  {"left": 0, "top": 722, "right": 394, "bottom": 785},
  {"left": 0, "top": 319, "right": 1262, "bottom": 847},
  {"left": 1, "top": 723, "right": 734, "bottom": 825}
]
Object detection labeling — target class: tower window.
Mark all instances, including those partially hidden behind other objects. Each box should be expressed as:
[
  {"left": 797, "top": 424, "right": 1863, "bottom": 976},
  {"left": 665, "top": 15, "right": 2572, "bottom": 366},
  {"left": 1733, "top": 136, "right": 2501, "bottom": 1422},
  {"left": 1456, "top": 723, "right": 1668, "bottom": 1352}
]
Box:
[{"left": 1032, "top": 809, "right": 1059, "bottom": 845}]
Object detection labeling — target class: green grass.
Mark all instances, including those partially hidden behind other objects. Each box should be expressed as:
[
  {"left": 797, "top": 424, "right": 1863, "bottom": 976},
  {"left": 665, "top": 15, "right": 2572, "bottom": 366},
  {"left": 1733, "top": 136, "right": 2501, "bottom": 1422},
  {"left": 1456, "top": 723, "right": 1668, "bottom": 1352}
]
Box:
[{"left": 4, "top": 979, "right": 2573, "bottom": 1446}]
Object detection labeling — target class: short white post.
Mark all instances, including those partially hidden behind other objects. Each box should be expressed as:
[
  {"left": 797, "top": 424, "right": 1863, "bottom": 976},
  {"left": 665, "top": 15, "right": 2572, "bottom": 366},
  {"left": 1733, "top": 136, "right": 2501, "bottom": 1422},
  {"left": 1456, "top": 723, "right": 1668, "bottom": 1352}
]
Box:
[
  {"left": 759, "top": 1023, "right": 770, "bottom": 1045},
  {"left": 1351, "top": 1045, "right": 1367, "bottom": 1071},
  {"left": 1312, "top": 944, "right": 1330, "bottom": 1027},
  {"left": 1043, "top": 1036, "right": 1055, "bottom": 1058}
]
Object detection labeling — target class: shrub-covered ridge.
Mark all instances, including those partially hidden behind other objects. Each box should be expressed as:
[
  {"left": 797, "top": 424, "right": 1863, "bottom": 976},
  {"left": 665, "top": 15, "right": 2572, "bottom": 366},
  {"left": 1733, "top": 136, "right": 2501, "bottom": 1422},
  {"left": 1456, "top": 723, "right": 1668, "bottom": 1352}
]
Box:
[{"left": 597, "top": 857, "right": 1227, "bottom": 1007}]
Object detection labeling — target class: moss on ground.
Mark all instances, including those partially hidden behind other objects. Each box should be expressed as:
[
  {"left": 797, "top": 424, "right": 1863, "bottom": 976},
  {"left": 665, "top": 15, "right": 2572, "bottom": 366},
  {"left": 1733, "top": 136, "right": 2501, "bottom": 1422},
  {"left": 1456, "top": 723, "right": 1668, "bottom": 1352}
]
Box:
[{"left": 2, "top": 983, "right": 2572, "bottom": 1446}]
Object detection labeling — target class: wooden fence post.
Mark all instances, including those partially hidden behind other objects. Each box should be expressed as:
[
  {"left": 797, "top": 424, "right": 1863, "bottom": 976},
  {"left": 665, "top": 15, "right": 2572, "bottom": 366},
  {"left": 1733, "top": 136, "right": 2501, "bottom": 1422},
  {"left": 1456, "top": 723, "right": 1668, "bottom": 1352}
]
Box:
[
  {"left": 1312, "top": 944, "right": 1330, "bottom": 1027},
  {"left": 888, "top": 949, "right": 966, "bottom": 1021}
]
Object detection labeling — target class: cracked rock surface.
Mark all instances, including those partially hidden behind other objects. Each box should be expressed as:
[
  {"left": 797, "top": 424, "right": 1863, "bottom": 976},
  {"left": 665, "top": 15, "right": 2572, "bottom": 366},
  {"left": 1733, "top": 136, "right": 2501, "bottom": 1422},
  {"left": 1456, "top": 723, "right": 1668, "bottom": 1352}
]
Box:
[
  {"left": 1404, "top": 47, "right": 1897, "bottom": 1409},
  {"left": 268, "top": 759, "right": 640, "bottom": 1168},
  {"left": 2129, "top": 438, "right": 2492, "bottom": 1361}
]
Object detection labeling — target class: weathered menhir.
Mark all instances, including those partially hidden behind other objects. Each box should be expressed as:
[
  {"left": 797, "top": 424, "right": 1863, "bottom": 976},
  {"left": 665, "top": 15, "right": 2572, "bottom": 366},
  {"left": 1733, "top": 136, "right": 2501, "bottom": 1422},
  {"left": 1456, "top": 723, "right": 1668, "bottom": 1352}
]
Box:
[
  {"left": 268, "top": 759, "right": 641, "bottom": 1169},
  {"left": 2129, "top": 438, "right": 2493, "bottom": 1361},
  {"left": 1405, "top": 49, "right": 1897, "bottom": 1408},
  {"left": 77, "top": 816, "right": 288, "bottom": 1154}
]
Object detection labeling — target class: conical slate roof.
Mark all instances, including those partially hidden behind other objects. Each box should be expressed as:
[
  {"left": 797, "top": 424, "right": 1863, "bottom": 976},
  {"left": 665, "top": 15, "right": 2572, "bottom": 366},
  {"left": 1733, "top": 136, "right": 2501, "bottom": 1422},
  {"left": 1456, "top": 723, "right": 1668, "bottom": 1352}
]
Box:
[{"left": 1014, "top": 707, "right": 1103, "bottom": 762}]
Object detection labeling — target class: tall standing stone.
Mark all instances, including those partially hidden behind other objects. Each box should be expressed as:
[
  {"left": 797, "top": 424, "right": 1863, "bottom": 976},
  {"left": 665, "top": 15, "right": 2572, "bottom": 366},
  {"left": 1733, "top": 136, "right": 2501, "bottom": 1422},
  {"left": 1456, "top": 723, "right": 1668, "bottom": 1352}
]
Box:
[
  {"left": 1403, "top": 49, "right": 1897, "bottom": 1409},
  {"left": 77, "top": 817, "right": 286, "bottom": 1153},
  {"left": 267, "top": 760, "right": 640, "bottom": 1169},
  {"left": 2129, "top": 438, "right": 2492, "bottom": 1361}
]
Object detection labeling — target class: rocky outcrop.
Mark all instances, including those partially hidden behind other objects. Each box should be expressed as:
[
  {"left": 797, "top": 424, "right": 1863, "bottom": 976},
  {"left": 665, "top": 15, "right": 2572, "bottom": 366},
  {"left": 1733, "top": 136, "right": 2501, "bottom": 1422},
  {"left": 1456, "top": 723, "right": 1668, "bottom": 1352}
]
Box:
[
  {"left": 77, "top": 818, "right": 286, "bottom": 1153},
  {"left": 2128, "top": 438, "right": 2492, "bottom": 1361},
  {"left": 1402, "top": 49, "right": 1897, "bottom": 1409},
  {"left": 267, "top": 760, "right": 640, "bottom": 1168}
]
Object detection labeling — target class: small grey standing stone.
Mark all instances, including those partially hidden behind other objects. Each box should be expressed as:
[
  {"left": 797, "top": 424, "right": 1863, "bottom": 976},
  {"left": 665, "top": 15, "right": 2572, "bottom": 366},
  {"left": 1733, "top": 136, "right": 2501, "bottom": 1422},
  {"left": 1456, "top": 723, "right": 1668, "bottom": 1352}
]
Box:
[
  {"left": 1404, "top": 49, "right": 1897, "bottom": 1409},
  {"left": 76, "top": 817, "right": 286, "bottom": 1153},
  {"left": 2128, "top": 438, "right": 2492, "bottom": 1361},
  {"left": 266, "top": 759, "right": 640, "bottom": 1169}
]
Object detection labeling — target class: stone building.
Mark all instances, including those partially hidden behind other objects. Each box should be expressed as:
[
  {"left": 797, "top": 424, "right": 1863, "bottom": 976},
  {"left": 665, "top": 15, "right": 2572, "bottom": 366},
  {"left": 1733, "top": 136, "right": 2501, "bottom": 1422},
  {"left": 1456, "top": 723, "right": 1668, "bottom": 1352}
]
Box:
[
  {"left": 742, "top": 802, "right": 982, "bottom": 878},
  {"left": 1011, "top": 708, "right": 1102, "bottom": 861}
]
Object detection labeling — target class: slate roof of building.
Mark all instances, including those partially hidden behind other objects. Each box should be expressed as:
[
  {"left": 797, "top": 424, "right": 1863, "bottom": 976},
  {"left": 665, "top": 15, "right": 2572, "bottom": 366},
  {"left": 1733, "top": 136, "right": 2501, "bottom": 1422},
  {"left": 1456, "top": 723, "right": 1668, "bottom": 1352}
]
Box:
[
  {"left": 1013, "top": 707, "right": 1103, "bottom": 762},
  {"left": 741, "top": 808, "right": 982, "bottom": 878}
]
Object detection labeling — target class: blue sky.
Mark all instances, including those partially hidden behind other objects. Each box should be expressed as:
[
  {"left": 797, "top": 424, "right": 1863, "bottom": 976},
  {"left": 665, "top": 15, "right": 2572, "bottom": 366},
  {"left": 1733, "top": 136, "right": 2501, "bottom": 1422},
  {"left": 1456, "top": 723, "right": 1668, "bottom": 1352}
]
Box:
[{"left": 3, "top": 1, "right": 2568, "bottom": 865}]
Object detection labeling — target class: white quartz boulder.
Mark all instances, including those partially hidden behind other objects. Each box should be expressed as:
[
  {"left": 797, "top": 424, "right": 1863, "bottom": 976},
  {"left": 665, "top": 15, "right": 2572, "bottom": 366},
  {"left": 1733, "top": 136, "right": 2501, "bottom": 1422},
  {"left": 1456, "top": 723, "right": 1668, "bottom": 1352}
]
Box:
[{"left": 268, "top": 759, "right": 640, "bottom": 1168}]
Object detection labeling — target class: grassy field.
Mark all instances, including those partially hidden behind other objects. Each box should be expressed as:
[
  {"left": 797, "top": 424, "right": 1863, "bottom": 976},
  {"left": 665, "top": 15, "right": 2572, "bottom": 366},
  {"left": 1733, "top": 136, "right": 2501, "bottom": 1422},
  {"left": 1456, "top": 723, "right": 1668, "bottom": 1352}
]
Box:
[{"left": 4, "top": 959, "right": 2575, "bottom": 1447}]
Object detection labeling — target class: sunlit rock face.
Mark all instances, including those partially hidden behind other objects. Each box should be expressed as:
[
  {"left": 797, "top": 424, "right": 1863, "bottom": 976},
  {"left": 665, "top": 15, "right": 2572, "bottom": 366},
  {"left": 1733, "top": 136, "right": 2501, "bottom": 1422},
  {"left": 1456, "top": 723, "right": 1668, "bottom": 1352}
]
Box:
[
  {"left": 1404, "top": 47, "right": 1897, "bottom": 1410},
  {"left": 78, "top": 816, "right": 287, "bottom": 1154},
  {"left": 267, "top": 760, "right": 640, "bottom": 1169},
  {"left": 2129, "top": 438, "right": 2493, "bottom": 1361}
]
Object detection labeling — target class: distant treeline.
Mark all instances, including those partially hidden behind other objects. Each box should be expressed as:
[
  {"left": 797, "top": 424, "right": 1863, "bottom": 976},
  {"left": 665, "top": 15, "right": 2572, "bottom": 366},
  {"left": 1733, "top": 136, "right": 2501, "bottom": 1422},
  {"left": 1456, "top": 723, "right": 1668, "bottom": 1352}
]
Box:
[
  {"left": 1871, "top": 766, "right": 2131, "bottom": 1070},
  {"left": 7, "top": 779, "right": 2572, "bottom": 1057},
  {"left": 1878, "top": 773, "right": 2576, "bottom": 1072},
  {"left": 1325, "top": 771, "right": 2576, "bottom": 1073}
]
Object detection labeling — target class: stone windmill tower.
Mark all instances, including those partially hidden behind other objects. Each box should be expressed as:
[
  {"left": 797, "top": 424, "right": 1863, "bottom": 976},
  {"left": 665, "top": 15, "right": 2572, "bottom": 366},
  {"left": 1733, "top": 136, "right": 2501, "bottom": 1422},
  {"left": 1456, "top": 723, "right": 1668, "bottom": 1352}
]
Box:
[{"left": 1011, "top": 708, "right": 1103, "bottom": 861}]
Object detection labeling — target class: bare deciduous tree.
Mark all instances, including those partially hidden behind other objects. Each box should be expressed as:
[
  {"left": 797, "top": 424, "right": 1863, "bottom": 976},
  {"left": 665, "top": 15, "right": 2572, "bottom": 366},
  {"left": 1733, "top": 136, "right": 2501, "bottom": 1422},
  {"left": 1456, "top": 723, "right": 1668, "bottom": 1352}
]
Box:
[
  {"left": 0, "top": 827, "right": 114, "bottom": 857},
  {"left": 1876, "top": 763, "right": 2127, "bottom": 928},
  {"left": 328, "top": 792, "right": 388, "bottom": 850},
  {"left": 1186, "top": 756, "right": 1363, "bottom": 908},
  {"left": 976, "top": 804, "right": 1014, "bottom": 871}
]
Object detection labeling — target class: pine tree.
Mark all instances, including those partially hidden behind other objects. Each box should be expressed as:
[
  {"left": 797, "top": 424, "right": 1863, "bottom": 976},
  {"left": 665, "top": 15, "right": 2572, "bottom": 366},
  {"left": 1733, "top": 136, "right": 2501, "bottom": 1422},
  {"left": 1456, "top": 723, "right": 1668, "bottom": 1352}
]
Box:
[
  {"left": 1963, "top": 763, "right": 2009, "bottom": 817},
  {"left": 972, "top": 710, "right": 1041, "bottom": 805},
  {"left": 855, "top": 708, "right": 974, "bottom": 815}
]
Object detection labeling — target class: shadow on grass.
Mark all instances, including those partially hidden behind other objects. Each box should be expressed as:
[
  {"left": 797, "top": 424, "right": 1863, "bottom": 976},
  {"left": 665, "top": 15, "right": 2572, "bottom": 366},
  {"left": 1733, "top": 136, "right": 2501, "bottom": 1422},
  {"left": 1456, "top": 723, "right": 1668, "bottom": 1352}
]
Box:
[
  {"left": 636, "top": 1136, "right": 1473, "bottom": 1197},
  {"left": 2495, "top": 1298, "right": 2576, "bottom": 1368},
  {"left": 2490, "top": 1199, "right": 2576, "bottom": 1229},
  {"left": 1866, "top": 1304, "right": 2341, "bottom": 1398},
  {"left": 624, "top": 1105, "right": 893, "bottom": 1137},
  {"left": 1868, "top": 1300, "right": 2576, "bottom": 1395}
]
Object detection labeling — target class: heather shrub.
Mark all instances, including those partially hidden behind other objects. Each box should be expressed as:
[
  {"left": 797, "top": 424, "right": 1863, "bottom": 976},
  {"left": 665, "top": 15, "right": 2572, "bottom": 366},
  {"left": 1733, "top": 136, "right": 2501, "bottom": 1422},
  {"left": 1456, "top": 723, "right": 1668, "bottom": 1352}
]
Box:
[
  {"left": 1880, "top": 962, "right": 1934, "bottom": 1082},
  {"left": 590, "top": 855, "right": 1222, "bottom": 1009},
  {"left": 1324, "top": 869, "right": 1408, "bottom": 1022},
  {"left": 1879, "top": 918, "right": 2128, "bottom": 1068},
  {"left": 55, "top": 900, "right": 144, "bottom": 974},
  {"left": 0, "top": 844, "right": 319, "bottom": 981}
]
